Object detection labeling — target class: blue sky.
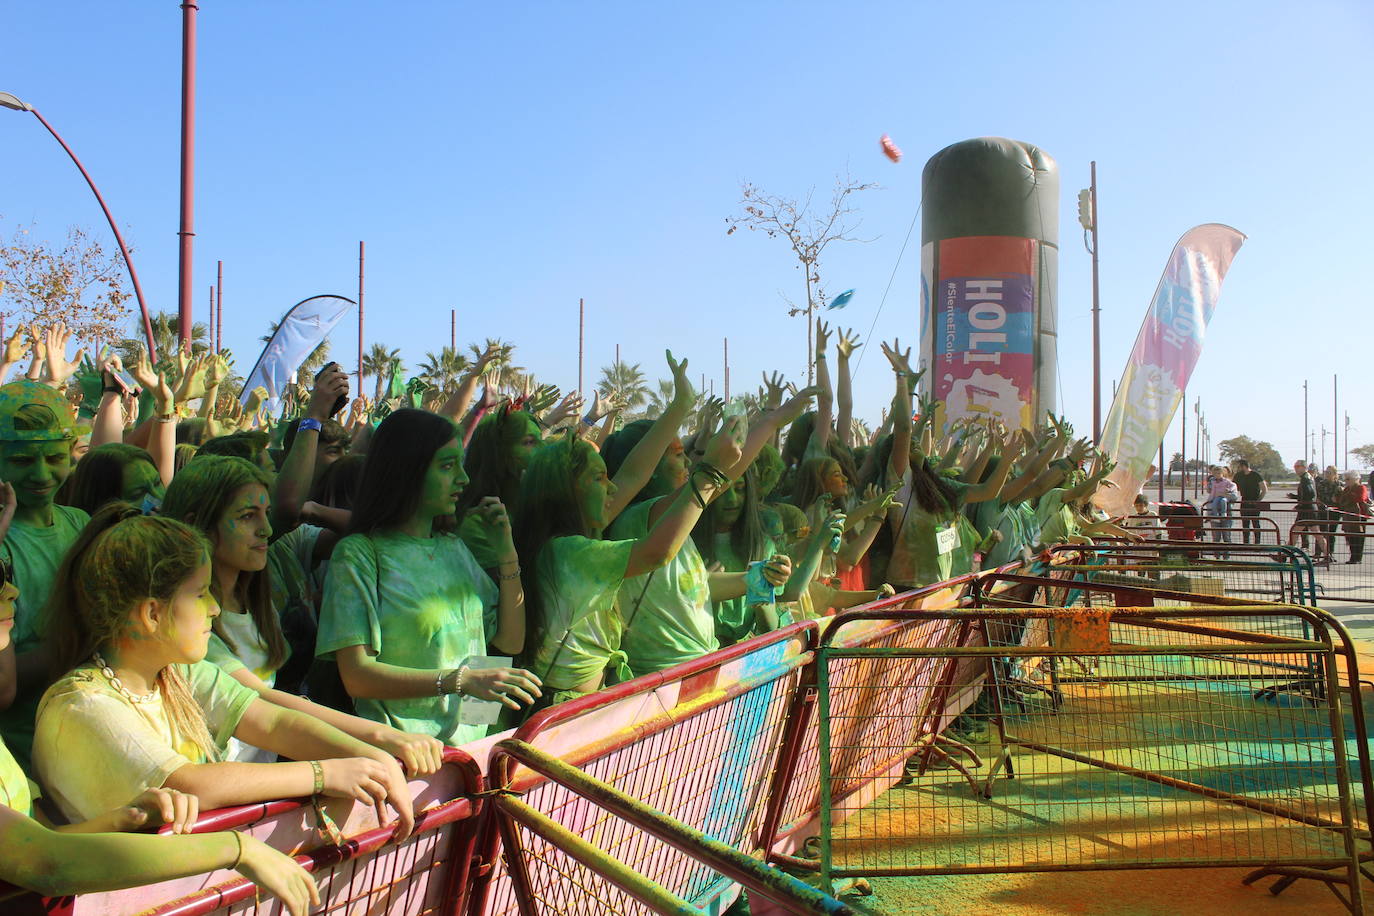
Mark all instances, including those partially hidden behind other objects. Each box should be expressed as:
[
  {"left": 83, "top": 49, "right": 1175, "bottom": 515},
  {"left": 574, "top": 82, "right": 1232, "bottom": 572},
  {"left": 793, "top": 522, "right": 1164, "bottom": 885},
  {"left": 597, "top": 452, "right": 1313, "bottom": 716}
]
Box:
[{"left": 4, "top": 1, "right": 1371, "bottom": 469}]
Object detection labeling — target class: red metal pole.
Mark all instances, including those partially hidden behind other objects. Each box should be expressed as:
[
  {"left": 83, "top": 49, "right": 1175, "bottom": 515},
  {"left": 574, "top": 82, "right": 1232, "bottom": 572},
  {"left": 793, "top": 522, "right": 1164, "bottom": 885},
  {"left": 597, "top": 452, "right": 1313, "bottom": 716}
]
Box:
[
  {"left": 357, "top": 241, "right": 365, "bottom": 393},
  {"left": 177, "top": 0, "right": 198, "bottom": 350},
  {"left": 450, "top": 309, "right": 455, "bottom": 351},
  {"left": 577, "top": 297, "right": 585, "bottom": 396},
  {"left": 1180, "top": 385, "right": 1187, "bottom": 502},
  {"left": 723, "top": 337, "right": 730, "bottom": 401},
  {"left": 207, "top": 284, "right": 214, "bottom": 353},
  {"left": 215, "top": 259, "right": 223, "bottom": 354},
  {"left": 21, "top": 107, "right": 159, "bottom": 363}
]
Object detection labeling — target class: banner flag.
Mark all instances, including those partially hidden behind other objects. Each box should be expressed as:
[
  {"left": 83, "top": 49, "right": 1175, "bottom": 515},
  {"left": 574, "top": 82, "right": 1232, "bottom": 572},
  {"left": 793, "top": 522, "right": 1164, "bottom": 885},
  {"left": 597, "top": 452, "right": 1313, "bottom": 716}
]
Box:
[
  {"left": 238, "top": 295, "right": 355, "bottom": 415},
  {"left": 1098, "top": 224, "right": 1245, "bottom": 515}
]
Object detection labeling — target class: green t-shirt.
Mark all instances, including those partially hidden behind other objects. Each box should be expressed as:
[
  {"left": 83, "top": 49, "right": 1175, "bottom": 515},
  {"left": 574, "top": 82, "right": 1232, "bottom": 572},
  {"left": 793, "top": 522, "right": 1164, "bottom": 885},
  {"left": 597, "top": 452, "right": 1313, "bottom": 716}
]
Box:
[
  {"left": 0, "top": 735, "right": 35, "bottom": 817},
  {"left": 0, "top": 503, "right": 91, "bottom": 771},
  {"left": 456, "top": 513, "right": 502, "bottom": 571},
  {"left": 316, "top": 532, "right": 497, "bottom": 745},
  {"left": 528, "top": 535, "right": 635, "bottom": 692},
  {"left": 607, "top": 497, "right": 718, "bottom": 678},
  {"left": 886, "top": 466, "right": 972, "bottom": 587},
  {"left": 1035, "top": 488, "right": 1079, "bottom": 548},
  {"left": 268, "top": 523, "right": 324, "bottom": 621}
]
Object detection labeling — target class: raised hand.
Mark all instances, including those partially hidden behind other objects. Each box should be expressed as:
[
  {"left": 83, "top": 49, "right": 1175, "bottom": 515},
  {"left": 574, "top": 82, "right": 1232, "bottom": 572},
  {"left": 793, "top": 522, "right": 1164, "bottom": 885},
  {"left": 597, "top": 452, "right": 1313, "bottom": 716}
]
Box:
[
  {"left": 836, "top": 328, "right": 862, "bottom": 359},
  {"left": 42, "top": 321, "right": 86, "bottom": 388},
  {"left": 584, "top": 390, "right": 613, "bottom": 424},
  {"left": 815, "top": 320, "right": 832, "bottom": 356},
  {"left": 527, "top": 383, "right": 560, "bottom": 415},
  {"left": 174, "top": 354, "right": 210, "bottom": 404},
  {"left": 702, "top": 414, "right": 745, "bottom": 472},
  {"left": 775, "top": 384, "right": 822, "bottom": 426},
  {"left": 880, "top": 338, "right": 917, "bottom": 379},
  {"left": 308, "top": 363, "right": 350, "bottom": 420},
  {"left": 666, "top": 350, "right": 695, "bottom": 413},
  {"left": 761, "top": 371, "right": 787, "bottom": 410},
  {"left": 544, "top": 391, "right": 582, "bottom": 428},
  {"left": 2, "top": 327, "right": 30, "bottom": 366}
]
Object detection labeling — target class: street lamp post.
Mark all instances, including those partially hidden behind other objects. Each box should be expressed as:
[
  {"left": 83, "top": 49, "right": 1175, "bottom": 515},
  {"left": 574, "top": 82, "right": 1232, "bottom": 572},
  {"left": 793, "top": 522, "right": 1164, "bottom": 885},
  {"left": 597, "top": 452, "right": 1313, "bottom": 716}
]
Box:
[{"left": 0, "top": 91, "right": 160, "bottom": 362}]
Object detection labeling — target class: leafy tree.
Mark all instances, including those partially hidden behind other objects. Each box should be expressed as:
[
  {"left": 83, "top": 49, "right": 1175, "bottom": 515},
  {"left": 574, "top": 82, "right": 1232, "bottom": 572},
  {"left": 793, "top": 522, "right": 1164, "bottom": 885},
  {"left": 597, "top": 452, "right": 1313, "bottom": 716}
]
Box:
[
  {"left": 0, "top": 220, "right": 133, "bottom": 348},
  {"left": 419, "top": 346, "right": 470, "bottom": 396},
  {"left": 597, "top": 359, "right": 649, "bottom": 411},
  {"left": 1350, "top": 443, "right": 1374, "bottom": 470},
  {"left": 725, "top": 174, "right": 876, "bottom": 383},
  {"left": 362, "top": 343, "right": 403, "bottom": 401},
  {"left": 1218, "top": 435, "right": 1285, "bottom": 479}
]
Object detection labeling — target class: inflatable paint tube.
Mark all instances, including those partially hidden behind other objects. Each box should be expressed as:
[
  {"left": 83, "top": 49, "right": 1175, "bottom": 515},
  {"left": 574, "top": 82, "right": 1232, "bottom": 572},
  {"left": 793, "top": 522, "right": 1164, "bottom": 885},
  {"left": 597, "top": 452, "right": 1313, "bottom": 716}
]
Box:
[{"left": 919, "top": 137, "right": 1059, "bottom": 432}]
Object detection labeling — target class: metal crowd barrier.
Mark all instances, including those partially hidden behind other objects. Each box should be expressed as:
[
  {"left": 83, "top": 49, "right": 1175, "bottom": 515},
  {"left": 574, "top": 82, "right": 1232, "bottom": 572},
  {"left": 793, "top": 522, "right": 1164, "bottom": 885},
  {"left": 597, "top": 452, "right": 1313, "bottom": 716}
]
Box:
[
  {"left": 811, "top": 604, "right": 1373, "bottom": 915},
  {"left": 0, "top": 748, "right": 485, "bottom": 916},
  {"left": 474, "top": 623, "right": 832, "bottom": 914},
  {"left": 1123, "top": 513, "right": 1282, "bottom": 545},
  {"left": 1046, "top": 540, "right": 1317, "bottom": 606}
]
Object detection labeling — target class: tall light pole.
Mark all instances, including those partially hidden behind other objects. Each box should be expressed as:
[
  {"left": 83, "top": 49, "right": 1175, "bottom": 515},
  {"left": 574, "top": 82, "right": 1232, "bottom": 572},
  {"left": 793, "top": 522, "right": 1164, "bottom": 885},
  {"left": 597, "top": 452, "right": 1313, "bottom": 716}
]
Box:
[
  {"left": 0, "top": 91, "right": 160, "bottom": 361},
  {"left": 1078, "top": 164, "right": 1102, "bottom": 443},
  {"left": 177, "top": 0, "right": 199, "bottom": 349}
]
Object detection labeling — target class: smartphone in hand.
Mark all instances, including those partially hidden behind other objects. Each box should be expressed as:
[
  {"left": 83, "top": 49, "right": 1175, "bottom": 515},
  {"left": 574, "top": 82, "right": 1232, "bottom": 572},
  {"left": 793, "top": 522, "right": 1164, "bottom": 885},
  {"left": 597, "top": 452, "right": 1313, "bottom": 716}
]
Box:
[{"left": 316, "top": 361, "right": 349, "bottom": 417}]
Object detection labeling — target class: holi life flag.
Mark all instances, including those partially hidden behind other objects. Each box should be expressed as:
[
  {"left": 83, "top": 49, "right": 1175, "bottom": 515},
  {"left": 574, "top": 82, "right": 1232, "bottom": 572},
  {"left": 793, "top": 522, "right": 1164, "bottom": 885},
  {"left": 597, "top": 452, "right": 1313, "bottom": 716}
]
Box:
[
  {"left": 1096, "top": 224, "right": 1245, "bottom": 516},
  {"left": 239, "top": 295, "right": 356, "bottom": 415}
]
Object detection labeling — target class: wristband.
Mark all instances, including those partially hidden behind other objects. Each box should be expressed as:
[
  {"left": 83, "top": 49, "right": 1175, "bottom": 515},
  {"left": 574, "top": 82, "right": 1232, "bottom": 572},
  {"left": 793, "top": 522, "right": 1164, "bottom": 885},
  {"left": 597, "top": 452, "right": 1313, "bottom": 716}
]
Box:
[
  {"left": 230, "top": 830, "right": 244, "bottom": 869},
  {"left": 309, "top": 759, "right": 325, "bottom": 795},
  {"left": 298, "top": 417, "right": 324, "bottom": 433}
]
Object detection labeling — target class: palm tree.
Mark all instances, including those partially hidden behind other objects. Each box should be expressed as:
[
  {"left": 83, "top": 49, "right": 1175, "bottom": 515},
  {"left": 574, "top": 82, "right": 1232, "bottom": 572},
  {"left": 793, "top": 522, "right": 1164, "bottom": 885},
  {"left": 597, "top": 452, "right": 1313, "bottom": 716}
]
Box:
[
  {"left": 597, "top": 359, "right": 649, "bottom": 412},
  {"left": 362, "top": 343, "right": 403, "bottom": 402},
  {"left": 419, "top": 346, "right": 470, "bottom": 396},
  {"left": 644, "top": 379, "right": 675, "bottom": 419},
  {"left": 260, "top": 321, "right": 331, "bottom": 384},
  {"left": 117, "top": 311, "right": 209, "bottom": 363}
]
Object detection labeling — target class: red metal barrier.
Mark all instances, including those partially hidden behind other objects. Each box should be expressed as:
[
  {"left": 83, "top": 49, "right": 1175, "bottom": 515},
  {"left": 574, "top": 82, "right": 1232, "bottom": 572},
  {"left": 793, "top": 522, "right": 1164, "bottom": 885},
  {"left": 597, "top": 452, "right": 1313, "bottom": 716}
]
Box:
[
  {"left": 0, "top": 748, "right": 483, "bottom": 916},
  {"left": 475, "top": 624, "right": 817, "bottom": 914}
]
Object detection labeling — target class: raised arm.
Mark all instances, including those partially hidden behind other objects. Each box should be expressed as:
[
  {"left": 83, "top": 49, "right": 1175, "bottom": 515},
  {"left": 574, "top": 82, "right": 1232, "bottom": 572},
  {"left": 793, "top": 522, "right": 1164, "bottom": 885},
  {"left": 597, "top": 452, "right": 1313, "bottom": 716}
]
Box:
[
  {"left": 439, "top": 344, "right": 503, "bottom": 425},
  {"left": 633, "top": 416, "right": 744, "bottom": 576},
  {"left": 607, "top": 351, "right": 694, "bottom": 518},
  {"left": 273, "top": 365, "right": 348, "bottom": 532},
  {"left": 835, "top": 328, "right": 861, "bottom": 449},
  {"left": 725, "top": 385, "right": 820, "bottom": 479},
  {"left": 881, "top": 340, "right": 916, "bottom": 481}
]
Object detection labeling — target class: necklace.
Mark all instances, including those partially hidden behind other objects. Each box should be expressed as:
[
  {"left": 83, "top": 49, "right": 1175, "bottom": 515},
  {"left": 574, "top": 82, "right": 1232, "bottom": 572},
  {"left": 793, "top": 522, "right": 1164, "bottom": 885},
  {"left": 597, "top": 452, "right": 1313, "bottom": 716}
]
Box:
[{"left": 91, "top": 651, "right": 160, "bottom": 704}]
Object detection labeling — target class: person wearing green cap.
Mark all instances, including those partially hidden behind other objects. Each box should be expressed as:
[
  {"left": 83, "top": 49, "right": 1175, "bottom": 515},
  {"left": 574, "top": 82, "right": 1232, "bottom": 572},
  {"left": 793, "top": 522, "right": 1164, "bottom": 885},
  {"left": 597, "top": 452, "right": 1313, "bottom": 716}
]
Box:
[{"left": 0, "top": 379, "right": 93, "bottom": 771}]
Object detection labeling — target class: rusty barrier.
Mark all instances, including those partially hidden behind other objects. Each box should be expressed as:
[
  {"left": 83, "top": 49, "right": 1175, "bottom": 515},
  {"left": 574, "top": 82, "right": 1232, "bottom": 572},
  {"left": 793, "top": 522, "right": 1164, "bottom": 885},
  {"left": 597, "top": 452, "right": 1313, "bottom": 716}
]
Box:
[
  {"left": 813, "top": 605, "right": 1372, "bottom": 914},
  {"left": 474, "top": 623, "right": 821, "bottom": 914},
  {"left": 0, "top": 748, "right": 484, "bottom": 916},
  {"left": 488, "top": 739, "right": 853, "bottom": 915}
]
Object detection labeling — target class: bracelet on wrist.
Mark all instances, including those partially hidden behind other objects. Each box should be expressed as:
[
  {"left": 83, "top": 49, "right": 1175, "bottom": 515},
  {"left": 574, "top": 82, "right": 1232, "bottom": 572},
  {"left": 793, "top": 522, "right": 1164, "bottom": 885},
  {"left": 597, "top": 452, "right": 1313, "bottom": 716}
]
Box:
[
  {"left": 309, "top": 759, "right": 325, "bottom": 795},
  {"left": 498, "top": 567, "right": 521, "bottom": 581},
  {"left": 229, "top": 830, "right": 244, "bottom": 869}
]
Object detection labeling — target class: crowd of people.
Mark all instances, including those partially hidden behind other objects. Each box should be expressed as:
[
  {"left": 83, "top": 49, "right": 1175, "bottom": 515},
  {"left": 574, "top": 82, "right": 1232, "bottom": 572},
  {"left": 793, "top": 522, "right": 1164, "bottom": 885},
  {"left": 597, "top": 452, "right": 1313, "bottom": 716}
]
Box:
[{"left": 0, "top": 318, "right": 1138, "bottom": 908}]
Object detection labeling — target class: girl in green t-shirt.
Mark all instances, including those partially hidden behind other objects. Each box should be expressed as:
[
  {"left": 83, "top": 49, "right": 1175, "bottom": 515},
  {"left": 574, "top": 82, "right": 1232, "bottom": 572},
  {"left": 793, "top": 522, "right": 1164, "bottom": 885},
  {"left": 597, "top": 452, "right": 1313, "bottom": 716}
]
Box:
[
  {"left": 164, "top": 456, "right": 445, "bottom": 775},
  {"left": 514, "top": 420, "right": 750, "bottom": 703},
  {"left": 317, "top": 409, "right": 543, "bottom": 745}
]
